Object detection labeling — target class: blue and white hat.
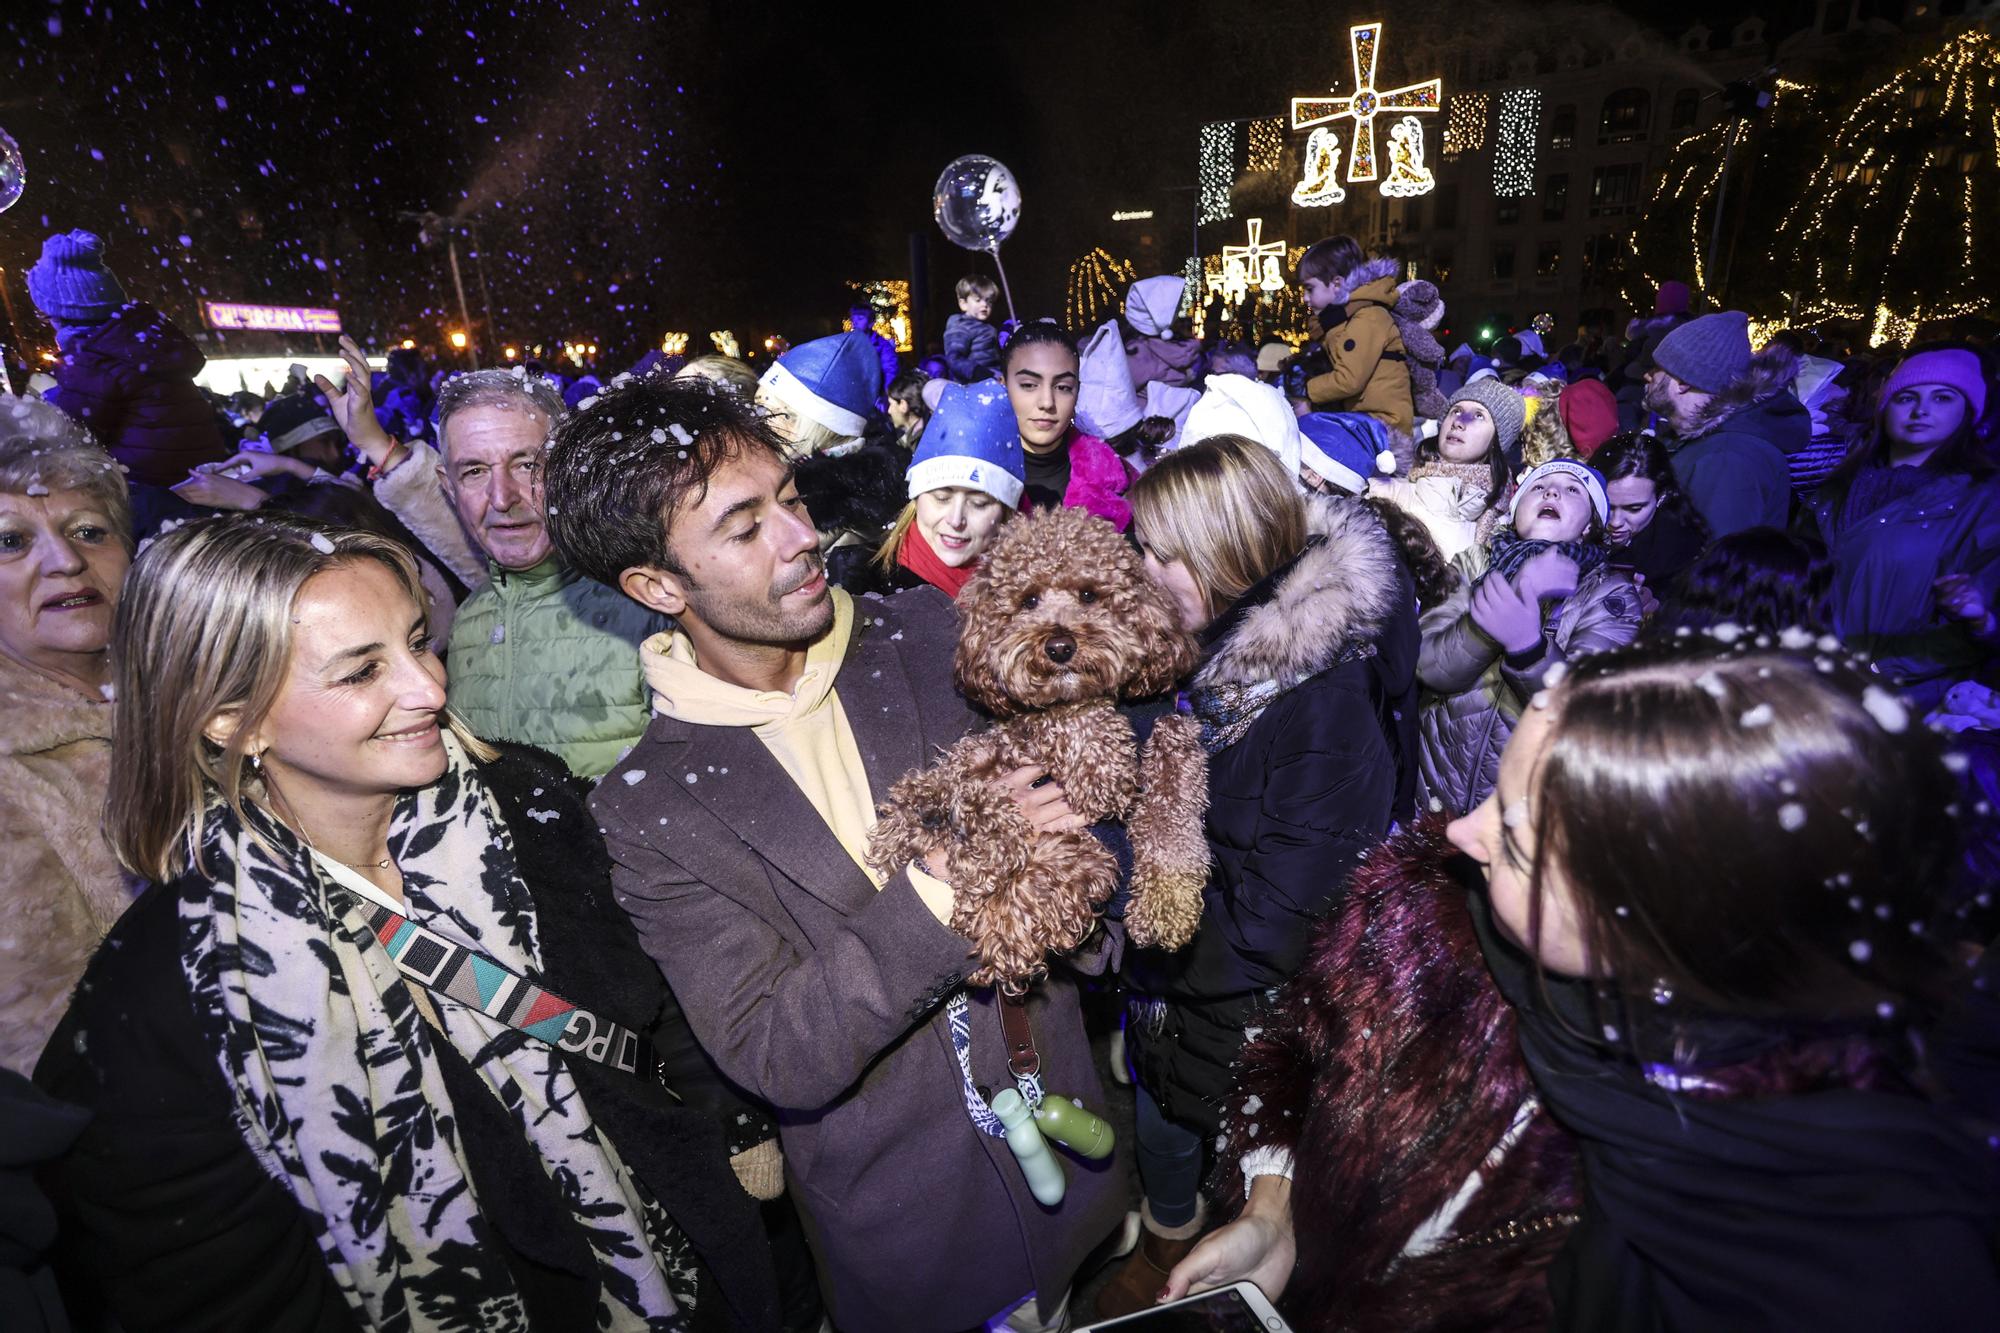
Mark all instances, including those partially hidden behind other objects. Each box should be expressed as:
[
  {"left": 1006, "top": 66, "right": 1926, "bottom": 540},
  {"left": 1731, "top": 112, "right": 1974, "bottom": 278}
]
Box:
[
  {"left": 907, "top": 382, "right": 1025, "bottom": 508},
  {"left": 758, "top": 331, "right": 883, "bottom": 438},
  {"left": 1298, "top": 412, "right": 1398, "bottom": 496},
  {"left": 1511, "top": 459, "right": 1609, "bottom": 525}
]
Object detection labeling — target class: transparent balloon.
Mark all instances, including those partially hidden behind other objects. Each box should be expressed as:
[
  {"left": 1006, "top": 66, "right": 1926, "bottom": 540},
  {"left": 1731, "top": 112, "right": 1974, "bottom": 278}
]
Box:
[
  {"left": 0, "top": 128, "right": 23, "bottom": 215},
  {"left": 932, "top": 154, "right": 1021, "bottom": 254}
]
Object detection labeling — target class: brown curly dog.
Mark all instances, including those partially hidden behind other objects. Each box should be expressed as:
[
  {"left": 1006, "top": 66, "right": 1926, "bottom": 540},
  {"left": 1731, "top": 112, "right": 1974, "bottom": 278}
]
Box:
[{"left": 868, "top": 505, "right": 1212, "bottom": 992}]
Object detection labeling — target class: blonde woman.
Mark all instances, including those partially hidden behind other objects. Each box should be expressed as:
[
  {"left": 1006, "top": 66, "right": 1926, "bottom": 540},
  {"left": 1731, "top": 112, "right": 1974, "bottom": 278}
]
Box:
[
  {"left": 1099, "top": 434, "right": 1415, "bottom": 1317},
  {"left": 36, "top": 514, "right": 778, "bottom": 1333},
  {"left": 0, "top": 400, "right": 137, "bottom": 1076},
  {"left": 860, "top": 380, "right": 1024, "bottom": 599}
]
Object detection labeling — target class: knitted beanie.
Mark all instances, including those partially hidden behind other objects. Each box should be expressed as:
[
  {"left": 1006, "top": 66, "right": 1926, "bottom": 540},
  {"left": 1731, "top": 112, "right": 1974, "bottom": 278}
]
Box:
[
  {"left": 1556, "top": 379, "right": 1621, "bottom": 459},
  {"left": 1652, "top": 311, "right": 1752, "bottom": 394},
  {"left": 1510, "top": 459, "right": 1609, "bottom": 525},
  {"left": 26, "top": 230, "right": 127, "bottom": 323},
  {"left": 1880, "top": 348, "right": 1988, "bottom": 424},
  {"left": 1447, "top": 377, "right": 1527, "bottom": 452}
]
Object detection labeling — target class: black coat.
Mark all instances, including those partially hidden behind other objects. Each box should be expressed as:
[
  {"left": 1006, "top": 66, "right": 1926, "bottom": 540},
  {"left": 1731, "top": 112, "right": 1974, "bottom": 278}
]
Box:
[
  {"left": 1128, "top": 500, "right": 1409, "bottom": 1133},
  {"left": 34, "top": 743, "right": 781, "bottom": 1333}
]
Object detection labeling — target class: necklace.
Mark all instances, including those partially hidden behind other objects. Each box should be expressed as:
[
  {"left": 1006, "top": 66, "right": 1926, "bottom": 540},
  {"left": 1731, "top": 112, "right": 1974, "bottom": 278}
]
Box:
[{"left": 261, "top": 770, "right": 394, "bottom": 873}]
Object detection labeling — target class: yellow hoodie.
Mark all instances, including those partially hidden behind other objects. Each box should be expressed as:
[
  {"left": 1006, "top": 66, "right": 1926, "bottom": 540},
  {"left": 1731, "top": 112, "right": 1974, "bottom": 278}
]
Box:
[
  {"left": 640, "top": 587, "right": 884, "bottom": 879},
  {"left": 639, "top": 588, "right": 953, "bottom": 919}
]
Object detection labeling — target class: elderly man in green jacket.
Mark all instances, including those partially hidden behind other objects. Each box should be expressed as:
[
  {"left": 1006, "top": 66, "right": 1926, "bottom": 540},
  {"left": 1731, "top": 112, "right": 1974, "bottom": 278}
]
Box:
[{"left": 319, "top": 345, "right": 663, "bottom": 780}]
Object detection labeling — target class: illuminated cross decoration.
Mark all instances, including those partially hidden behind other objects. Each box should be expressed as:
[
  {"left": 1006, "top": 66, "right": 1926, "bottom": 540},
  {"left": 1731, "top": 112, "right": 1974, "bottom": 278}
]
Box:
[
  {"left": 1290, "top": 21, "right": 1441, "bottom": 183},
  {"left": 1221, "top": 219, "right": 1289, "bottom": 301}
]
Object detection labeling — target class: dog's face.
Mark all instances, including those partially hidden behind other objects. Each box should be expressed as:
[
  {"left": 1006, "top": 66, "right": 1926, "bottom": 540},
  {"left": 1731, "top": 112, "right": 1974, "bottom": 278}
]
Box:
[{"left": 954, "top": 507, "right": 1198, "bottom": 717}]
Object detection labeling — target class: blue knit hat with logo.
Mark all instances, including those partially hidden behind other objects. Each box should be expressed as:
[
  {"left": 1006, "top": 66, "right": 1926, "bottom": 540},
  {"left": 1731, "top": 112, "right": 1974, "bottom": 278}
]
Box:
[
  {"left": 759, "top": 331, "right": 883, "bottom": 438},
  {"left": 26, "top": 230, "right": 128, "bottom": 323},
  {"left": 907, "top": 381, "right": 1025, "bottom": 508}
]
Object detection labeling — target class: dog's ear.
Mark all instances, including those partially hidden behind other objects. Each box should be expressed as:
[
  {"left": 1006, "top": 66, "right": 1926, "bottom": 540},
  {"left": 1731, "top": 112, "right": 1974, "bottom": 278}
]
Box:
[
  {"left": 952, "top": 564, "right": 1020, "bottom": 716},
  {"left": 1120, "top": 549, "right": 1200, "bottom": 700}
]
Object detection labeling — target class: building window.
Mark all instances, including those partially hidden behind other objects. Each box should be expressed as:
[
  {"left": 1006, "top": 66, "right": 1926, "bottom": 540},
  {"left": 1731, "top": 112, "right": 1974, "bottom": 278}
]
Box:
[
  {"left": 1671, "top": 88, "right": 1700, "bottom": 130},
  {"left": 1590, "top": 163, "right": 1644, "bottom": 217},
  {"left": 1549, "top": 104, "right": 1577, "bottom": 151},
  {"left": 1542, "top": 173, "right": 1569, "bottom": 222},
  {"left": 1434, "top": 181, "right": 1460, "bottom": 229},
  {"left": 1583, "top": 233, "right": 1626, "bottom": 283},
  {"left": 1492, "top": 242, "right": 1517, "bottom": 282},
  {"left": 1599, "top": 88, "right": 1650, "bottom": 144},
  {"left": 1537, "top": 240, "right": 1563, "bottom": 276},
  {"left": 1432, "top": 250, "right": 1454, "bottom": 285},
  {"left": 1497, "top": 197, "right": 1520, "bottom": 225}
]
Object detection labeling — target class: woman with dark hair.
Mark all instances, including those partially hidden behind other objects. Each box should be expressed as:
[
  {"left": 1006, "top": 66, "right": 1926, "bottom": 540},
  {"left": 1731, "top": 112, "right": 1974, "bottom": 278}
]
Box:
[
  {"left": 1813, "top": 345, "right": 1999, "bottom": 709},
  {"left": 1652, "top": 527, "right": 1835, "bottom": 639},
  {"left": 1003, "top": 320, "right": 1135, "bottom": 530},
  {"left": 1165, "top": 640, "right": 2000, "bottom": 1331},
  {"left": 1590, "top": 432, "right": 1708, "bottom": 588}
]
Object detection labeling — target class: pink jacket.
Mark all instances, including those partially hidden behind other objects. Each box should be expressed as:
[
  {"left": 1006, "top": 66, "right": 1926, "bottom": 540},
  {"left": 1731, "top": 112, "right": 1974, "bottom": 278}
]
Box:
[{"left": 1025, "top": 429, "right": 1134, "bottom": 532}]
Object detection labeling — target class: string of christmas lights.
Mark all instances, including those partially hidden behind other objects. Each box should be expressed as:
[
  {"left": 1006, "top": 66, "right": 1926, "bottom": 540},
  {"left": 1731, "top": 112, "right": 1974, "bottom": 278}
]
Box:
[
  {"left": 1199, "top": 121, "right": 1235, "bottom": 224},
  {"left": 1065, "top": 247, "right": 1138, "bottom": 330},
  {"left": 1492, "top": 88, "right": 1540, "bottom": 197},
  {"left": 1443, "top": 92, "right": 1490, "bottom": 162},
  {"left": 1247, "top": 117, "right": 1285, "bottom": 174}
]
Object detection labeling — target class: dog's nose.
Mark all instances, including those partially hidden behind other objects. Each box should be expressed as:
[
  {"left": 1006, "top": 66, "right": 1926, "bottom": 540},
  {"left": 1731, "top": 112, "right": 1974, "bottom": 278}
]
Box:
[{"left": 1043, "top": 632, "right": 1077, "bottom": 665}]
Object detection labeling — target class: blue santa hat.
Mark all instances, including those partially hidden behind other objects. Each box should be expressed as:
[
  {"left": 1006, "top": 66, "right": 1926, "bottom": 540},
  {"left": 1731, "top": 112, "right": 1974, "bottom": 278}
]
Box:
[
  {"left": 906, "top": 381, "right": 1025, "bottom": 508},
  {"left": 758, "top": 331, "right": 883, "bottom": 438},
  {"left": 1298, "top": 412, "right": 1397, "bottom": 496}
]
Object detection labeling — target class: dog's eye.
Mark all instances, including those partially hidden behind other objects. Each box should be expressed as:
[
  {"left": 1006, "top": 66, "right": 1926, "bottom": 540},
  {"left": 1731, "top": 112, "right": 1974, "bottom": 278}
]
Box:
[
  {"left": 1078, "top": 588, "right": 1098, "bottom": 605},
  {"left": 1020, "top": 593, "right": 1040, "bottom": 611}
]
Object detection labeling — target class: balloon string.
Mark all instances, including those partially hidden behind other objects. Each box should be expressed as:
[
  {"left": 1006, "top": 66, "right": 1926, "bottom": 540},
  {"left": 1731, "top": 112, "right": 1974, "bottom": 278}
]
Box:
[{"left": 988, "top": 244, "right": 1019, "bottom": 325}]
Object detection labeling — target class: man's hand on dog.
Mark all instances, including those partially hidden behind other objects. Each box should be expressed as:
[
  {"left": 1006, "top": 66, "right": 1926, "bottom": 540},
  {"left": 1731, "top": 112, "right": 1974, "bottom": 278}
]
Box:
[{"left": 996, "top": 765, "right": 1082, "bottom": 833}]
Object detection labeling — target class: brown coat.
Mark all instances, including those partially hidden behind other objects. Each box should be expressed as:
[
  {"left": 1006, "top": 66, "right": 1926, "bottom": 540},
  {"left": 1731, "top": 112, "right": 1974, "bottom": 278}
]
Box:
[
  {"left": 0, "top": 653, "right": 135, "bottom": 1076},
  {"left": 1307, "top": 257, "right": 1415, "bottom": 436},
  {"left": 590, "top": 587, "right": 1124, "bottom": 1332}
]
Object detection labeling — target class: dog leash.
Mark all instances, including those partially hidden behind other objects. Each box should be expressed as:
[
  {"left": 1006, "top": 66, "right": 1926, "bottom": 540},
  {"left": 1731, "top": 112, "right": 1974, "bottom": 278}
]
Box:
[{"left": 947, "top": 991, "right": 1043, "bottom": 1136}]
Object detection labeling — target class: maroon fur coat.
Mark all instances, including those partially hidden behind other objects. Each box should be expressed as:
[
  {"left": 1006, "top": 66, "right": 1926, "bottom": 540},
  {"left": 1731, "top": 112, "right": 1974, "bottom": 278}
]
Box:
[{"left": 1215, "top": 819, "right": 1578, "bottom": 1333}]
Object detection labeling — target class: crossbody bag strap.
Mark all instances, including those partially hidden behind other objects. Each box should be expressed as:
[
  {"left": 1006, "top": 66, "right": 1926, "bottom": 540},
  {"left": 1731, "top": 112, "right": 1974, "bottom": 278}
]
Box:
[{"left": 337, "top": 887, "right": 680, "bottom": 1100}]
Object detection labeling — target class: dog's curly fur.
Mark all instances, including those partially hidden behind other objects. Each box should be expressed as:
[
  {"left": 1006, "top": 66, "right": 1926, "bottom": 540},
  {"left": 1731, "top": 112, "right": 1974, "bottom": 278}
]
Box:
[{"left": 868, "top": 506, "right": 1212, "bottom": 991}]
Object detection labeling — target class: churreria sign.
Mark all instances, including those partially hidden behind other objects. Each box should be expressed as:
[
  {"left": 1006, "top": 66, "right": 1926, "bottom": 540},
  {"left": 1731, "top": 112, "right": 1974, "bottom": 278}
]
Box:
[{"left": 203, "top": 301, "right": 343, "bottom": 333}]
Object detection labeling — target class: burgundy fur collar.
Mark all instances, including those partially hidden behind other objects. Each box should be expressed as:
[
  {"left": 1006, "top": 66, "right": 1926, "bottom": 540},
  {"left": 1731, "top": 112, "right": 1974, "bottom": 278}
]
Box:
[{"left": 1217, "top": 820, "right": 1579, "bottom": 1332}]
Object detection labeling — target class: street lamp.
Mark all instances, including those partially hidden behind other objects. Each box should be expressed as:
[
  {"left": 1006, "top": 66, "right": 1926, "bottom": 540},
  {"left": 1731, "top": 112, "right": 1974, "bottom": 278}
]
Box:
[{"left": 448, "top": 330, "right": 469, "bottom": 355}]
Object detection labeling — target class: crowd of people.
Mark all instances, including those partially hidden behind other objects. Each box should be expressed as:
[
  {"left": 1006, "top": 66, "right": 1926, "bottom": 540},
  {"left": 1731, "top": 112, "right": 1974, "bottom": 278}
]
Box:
[{"left": 1, "top": 221, "right": 1997, "bottom": 1333}]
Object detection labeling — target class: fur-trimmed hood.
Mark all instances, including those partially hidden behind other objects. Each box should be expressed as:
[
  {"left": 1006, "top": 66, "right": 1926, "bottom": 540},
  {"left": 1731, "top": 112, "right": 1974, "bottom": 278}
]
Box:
[
  {"left": 1195, "top": 496, "right": 1400, "bottom": 691},
  {"left": 1341, "top": 254, "right": 1403, "bottom": 300}
]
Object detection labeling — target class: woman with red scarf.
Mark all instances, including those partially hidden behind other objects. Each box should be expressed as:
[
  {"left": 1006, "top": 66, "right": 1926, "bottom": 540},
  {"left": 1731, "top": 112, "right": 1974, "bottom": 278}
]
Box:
[{"left": 864, "top": 381, "right": 1025, "bottom": 600}]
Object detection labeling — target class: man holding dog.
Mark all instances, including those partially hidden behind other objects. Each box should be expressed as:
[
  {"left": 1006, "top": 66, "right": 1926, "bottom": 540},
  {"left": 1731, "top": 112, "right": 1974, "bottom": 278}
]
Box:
[{"left": 544, "top": 375, "right": 1123, "bottom": 1332}]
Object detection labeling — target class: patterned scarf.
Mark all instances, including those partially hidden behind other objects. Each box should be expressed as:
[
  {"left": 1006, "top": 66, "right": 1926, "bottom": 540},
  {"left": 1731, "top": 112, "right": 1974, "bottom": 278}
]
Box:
[
  {"left": 1182, "top": 641, "right": 1377, "bottom": 755},
  {"left": 178, "top": 734, "right": 695, "bottom": 1332},
  {"left": 1481, "top": 527, "right": 1611, "bottom": 591}
]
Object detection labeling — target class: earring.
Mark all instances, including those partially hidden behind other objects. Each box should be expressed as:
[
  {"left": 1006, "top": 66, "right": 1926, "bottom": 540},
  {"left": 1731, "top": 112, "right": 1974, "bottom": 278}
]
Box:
[{"left": 250, "top": 750, "right": 263, "bottom": 772}]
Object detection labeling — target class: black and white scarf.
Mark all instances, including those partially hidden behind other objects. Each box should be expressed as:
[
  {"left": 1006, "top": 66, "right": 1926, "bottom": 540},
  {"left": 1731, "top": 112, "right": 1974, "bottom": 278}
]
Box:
[{"left": 179, "top": 734, "right": 695, "bottom": 1331}]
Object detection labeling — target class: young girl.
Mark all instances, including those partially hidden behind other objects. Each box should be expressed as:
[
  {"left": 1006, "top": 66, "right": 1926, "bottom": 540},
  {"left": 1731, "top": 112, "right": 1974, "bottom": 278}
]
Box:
[
  {"left": 1592, "top": 431, "right": 1709, "bottom": 589},
  {"left": 1098, "top": 435, "right": 1409, "bottom": 1319},
  {"left": 1004, "top": 320, "right": 1134, "bottom": 530},
  {"left": 1299, "top": 236, "right": 1413, "bottom": 437},
  {"left": 1416, "top": 459, "right": 1642, "bottom": 814},
  {"left": 1369, "top": 378, "right": 1524, "bottom": 562},
  {"left": 1167, "top": 640, "right": 2000, "bottom": 1331},
  {"left": 864, "top": 381, "right": 1022, "bottom": 599},
  {"left": 1813, "top": 345, "right": 1999, "bottom": 711}
]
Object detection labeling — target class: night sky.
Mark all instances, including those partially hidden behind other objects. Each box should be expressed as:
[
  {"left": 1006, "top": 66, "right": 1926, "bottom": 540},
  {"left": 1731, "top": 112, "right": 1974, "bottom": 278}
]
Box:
[{"left": 0, "top": 0, "right": 1808, "bottom": 366}]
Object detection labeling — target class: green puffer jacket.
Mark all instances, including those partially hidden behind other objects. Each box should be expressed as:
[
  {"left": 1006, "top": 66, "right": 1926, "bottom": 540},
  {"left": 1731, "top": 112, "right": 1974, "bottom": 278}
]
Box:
[
  {"left": 1415, "top": 544, "right": 1643, "bottom": 815},
  {"left": 445, "top": 556, "right": 667, "bottom": 779}
]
